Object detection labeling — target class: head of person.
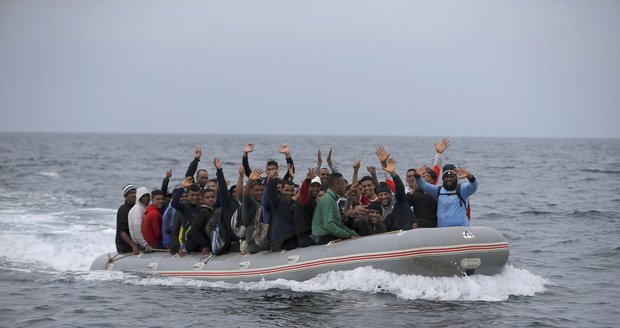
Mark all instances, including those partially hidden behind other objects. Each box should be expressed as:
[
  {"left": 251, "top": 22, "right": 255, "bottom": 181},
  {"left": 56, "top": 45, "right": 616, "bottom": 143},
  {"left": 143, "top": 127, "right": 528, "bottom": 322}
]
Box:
[
  {"left": 276, "top": 178, "right": 283, "bottom": 191},
  {"left": 406, "top": 168, "right": 418, "bottom": 190},
  {"left": 319, "top": 168, "right": 330, "bottom": 183},
  {"left": 201, "top": 188, "right": 216, "bottom": 207},
  {"left": 207, "top": 178, "right": 218, "bottom": 191},
  {"left": 186, "top": 183, "right": 202, "bottom": 205},
  {"left": 250, "top": 180, "right": 265, "bottom": 201},
  {"left": 172, "top": 187, "right": 187, "bottom": 204},
  {"left": 229, "top": 185, "right": 237, "bottom": 198},
  {"left": 310, "top": 176, "right": 322, "bottom": 198},
  {"left": 136, "top": 187, "right": 151, "bottom": 207},
  {"left": 376, "top": 183, "right": 392, "bottom": 206},
  {"left": 328, "top": 173, "right": 346, "bottom": 196},
  {"left": 196, "top": 169, "right": 209, "bottom": 188},
  {"left": 367, "top": 201, "right": 383, "bottom": 224},
  {"left": 424, "top": 168, "right": 437, "bottom": 184},
  {"left": 359, "top": 176, "right": 376, "bottom": 198},
  {"left": 441, "top": 164, "right": 458, "bottom": 190},
  {"left": 265, "top": 160, "right": 279, "bottom": 177},
  {"left": 281, "top": 180, "right": 296, "bottom": 199},
  {"left": 122, "top": 184, "right": 137, "bottom": 205},
  {"left": 151, "top": 189, "right": 165, "bottom": 210}
]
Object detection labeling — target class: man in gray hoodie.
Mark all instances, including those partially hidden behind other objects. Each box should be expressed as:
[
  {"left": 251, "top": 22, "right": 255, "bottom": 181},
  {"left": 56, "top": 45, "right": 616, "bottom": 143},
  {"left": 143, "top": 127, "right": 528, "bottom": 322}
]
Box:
[{"left": 128, "top": 187, "right": 153, "bottom": 253}]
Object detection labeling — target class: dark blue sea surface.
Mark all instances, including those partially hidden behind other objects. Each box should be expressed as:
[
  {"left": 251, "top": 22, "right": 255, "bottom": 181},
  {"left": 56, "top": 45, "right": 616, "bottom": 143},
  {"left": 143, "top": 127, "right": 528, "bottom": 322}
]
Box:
[{"left": 0, "top": 133, "right": 618, "bottom": 327}]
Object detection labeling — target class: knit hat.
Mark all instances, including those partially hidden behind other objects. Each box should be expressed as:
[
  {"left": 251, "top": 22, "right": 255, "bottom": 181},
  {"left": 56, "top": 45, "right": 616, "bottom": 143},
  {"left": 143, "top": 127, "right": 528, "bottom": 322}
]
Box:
[
  {"left": 310, "top": 176, "right": 322, "bottom": 185},
  {"left": 375, "top": 182, "right": 391, "bottom": 195},
  {"left": 122, "top": 184, "right": 136, "bottom": 197},
  {"left": 368, "top": 201, "right": 383, "bottom": 214},
  {"left": 441, "top": 164, "right": 457, "bottom": 178}
]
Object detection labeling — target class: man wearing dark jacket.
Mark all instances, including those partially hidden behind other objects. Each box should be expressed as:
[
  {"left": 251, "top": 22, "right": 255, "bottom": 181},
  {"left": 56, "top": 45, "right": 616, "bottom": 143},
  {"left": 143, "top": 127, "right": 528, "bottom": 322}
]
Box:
[
  {"left": 170, "top": 178, "right": 202, "bottom": 256},
  {"left": 116, "top": 184, "right": 140, "bottom": 254},
  {"left": 294, "top": 170, "right": 321, "bottom": 247},
  {"left": 265, "top": 168, "right": 298, "bottom": 251},
  {"left": 185, "top": 189, "right": 215, "bottom": 255},
  {"left": 378, "top": 150, "right": 415, "bottom": 231}
]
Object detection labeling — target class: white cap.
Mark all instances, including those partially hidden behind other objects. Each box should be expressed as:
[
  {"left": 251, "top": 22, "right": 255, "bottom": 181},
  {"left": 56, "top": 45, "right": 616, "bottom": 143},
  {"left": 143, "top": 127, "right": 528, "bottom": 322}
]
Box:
[{"left": 310, "top": 176, "right": 322, "bottom": 185}]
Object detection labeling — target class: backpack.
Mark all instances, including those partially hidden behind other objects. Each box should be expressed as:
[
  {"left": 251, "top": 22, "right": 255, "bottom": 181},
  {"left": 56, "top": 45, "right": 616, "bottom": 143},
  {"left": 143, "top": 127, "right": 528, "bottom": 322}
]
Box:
[
  {"left": 436, "top": 184, "right": 471, "bottom": 220},
  {"left": 251, "top": 206, "right": 270, "bottom": 249}
]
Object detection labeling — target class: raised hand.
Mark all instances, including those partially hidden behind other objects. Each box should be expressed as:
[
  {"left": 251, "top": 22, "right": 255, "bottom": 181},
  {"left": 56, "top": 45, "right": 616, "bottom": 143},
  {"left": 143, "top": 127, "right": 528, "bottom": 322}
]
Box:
[
  {"left": 352, "top": 160, "right": 361, "bottom": 171},
  {"left": 383, "top": 157, "right": 396, "bottom": 176},
  {"left": 455, "top": 167, "right": 471, "bottom": 179},
  {"left": 279, "top": 144, "right": 290, "bottom": 156},
  {"left": 243, "top": 143, "right": 255, "bottom": 155},
  {"left": 164, "top": 169, "right": 173, "bottom": 180},
  {"left": 375, "top": 146, "right": 390, "bottom": 164},
  {"left": 306, "top": 167, "right": 317, "bottom": 180},
  {"left": 317, "top": 148, "right": 322, "bottom": 164},
  {"left": 435, "top": 138, "right": 450, "bottom": 154},
  {"left": 194, "top": 145, "right": 202, "bottom": 160},
  {"left": 367, "top": 166, "right": 377, "bottom": 175},
  {"left": 213, "top": 157, "right": 222, "bottom": 170},
  {"left": 249, "top": 168, "right": 264, "bottom": 181},
  {"left": 181, "top": 176, "right": 193, "bottom": 188},
  {"left": 415, "top": 165, "right": 429, "bottom": 177},
  {"left": 326, "top": 146, "right": 334, "bottom": 165}
]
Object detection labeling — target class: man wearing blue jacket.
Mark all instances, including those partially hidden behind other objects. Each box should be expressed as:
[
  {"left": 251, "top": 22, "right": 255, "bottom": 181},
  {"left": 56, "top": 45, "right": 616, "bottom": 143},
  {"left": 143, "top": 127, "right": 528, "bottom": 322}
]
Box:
[{"left": 414, "top": 164, "right": 477, "bottom": 227}]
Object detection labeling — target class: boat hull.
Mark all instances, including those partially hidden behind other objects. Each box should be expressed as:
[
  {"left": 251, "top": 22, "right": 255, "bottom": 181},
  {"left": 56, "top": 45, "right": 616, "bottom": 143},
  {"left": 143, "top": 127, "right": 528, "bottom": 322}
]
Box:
[{"left": 91, "top": 226, "right": 509, "bottom": 282}]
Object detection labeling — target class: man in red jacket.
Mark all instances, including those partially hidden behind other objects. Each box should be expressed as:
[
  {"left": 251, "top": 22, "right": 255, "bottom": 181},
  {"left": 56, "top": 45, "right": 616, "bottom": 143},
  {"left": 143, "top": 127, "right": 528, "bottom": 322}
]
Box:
[{"left": 143, "top": 189, "right": 165, "bottom": 249}]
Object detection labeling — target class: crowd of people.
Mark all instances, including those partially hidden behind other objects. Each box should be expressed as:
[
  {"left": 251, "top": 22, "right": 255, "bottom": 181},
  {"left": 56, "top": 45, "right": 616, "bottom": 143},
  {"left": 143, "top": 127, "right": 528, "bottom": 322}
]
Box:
[{"left": 115, "top": 139, "right": 478, "bottom": 256}]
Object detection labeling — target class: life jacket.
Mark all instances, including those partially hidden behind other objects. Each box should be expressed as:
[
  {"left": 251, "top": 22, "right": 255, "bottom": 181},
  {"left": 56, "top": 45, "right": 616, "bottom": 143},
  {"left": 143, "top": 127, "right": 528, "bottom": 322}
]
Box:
[{"left": 436, "top": 184, "right": 471, "bottom": 221}]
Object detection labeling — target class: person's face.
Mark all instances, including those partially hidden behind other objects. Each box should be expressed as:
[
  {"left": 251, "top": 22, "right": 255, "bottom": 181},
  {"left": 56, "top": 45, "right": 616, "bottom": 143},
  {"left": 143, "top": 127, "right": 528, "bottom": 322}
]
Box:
[
  {"left": 332, "top": 177, "right": 347, "bottom": 196},
  {"left": 361, "top": 180, "right": 375, "bottom": 197},
  {"left": 368, "top": 209, "right": 381, "bottom": 222},
  {"left": 139, "top": 194, "right": 151, "bottom": 206},
  {"left": 442, "top": 171, "right": 458, "bottom": 189},
  {"left": 316, "top": 190, "right": 326, "bottom": 201},
  {"left": 282, "top": 184, "right": 296, "bottom": 199},
  {"left": 276, "top": 183, "right": 283, "bottom": 192},
  {"left": 319, "top": 168, "right": 330, "bottom": 182},
  {"left": 423, "top": 172, "right": 434, "bottom": 184},
  {"left": 152, "top": 194, "right": 165, "bottom": 209},
  {"left": 197, "top": 171, "right": 209, "bottom": 187},
  {"left": 266, "top": 164, "right": 278, "bottom": 177},
  {"left": 309, "top": 183, "right": 321, "bottom": 197},
  {"left": 179, "top": 192, "right": 188, "bottom": 204},
  {"left": 207, "top": 180, "right": 217, "bottom": 191},
  {"left": 406, "top": 171, "right": 416, "bottom": 188},
  {"left": 125, "top": 189, "right": 137, "bottom": 205},
  {"left": 187, "top": 190, "right": 201, "bottom": 205},
  {"left": 202, "top": 191, "right": 216, "bottom": 207},
  {"left": 251, "top": 184, "right": 264, "bottom": 201},
  {"left": 378, "top": 191, "right": 392, "bottom": 206}
]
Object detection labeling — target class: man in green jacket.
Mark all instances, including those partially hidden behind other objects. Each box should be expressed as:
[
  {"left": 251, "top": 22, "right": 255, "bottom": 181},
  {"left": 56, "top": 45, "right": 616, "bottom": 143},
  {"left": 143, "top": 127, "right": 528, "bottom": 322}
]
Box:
[{"left": 312, "top": 173, "right": 359, "bottom": 244}]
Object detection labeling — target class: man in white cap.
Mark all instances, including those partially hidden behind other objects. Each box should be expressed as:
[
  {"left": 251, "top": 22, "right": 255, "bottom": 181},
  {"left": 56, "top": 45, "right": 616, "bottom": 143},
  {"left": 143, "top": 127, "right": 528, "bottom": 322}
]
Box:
[
  {"left": 116, "top": 184, "right": 140, "bottom": 253},
  {"left": 128, "top": 187, "right": 153, "bottom": 253}
]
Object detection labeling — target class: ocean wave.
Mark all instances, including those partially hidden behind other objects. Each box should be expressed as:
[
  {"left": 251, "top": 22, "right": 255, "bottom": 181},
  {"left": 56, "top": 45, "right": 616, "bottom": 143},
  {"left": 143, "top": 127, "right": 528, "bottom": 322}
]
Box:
[
  {"left": 582, "top": 169, "right": 620, "bottom": 175},
  {"left": 75, "top": 265, "right": 549, "bottom": 302},
  {"left": 38, "top": 171, "right": 61, "bottom": 178}
]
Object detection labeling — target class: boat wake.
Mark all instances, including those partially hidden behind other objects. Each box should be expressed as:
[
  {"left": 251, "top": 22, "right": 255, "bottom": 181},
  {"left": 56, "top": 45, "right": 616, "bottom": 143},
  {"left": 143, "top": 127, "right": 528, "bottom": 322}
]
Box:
[{"left": 76, "top": 264, "right": 549, "bottom": 302}]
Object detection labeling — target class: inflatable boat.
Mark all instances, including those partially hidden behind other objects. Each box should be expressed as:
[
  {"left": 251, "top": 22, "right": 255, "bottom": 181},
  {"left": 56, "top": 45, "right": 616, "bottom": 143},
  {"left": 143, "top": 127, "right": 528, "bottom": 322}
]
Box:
[{"left": 90, "top": 226, "right": 509, "bottom": 282}]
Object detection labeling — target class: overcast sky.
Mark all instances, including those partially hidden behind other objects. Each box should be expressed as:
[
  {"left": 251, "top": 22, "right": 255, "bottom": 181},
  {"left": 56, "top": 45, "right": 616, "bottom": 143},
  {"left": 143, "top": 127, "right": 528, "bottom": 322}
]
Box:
[{"left": 1, "top": 0, "right": 619, "bottom": 138}]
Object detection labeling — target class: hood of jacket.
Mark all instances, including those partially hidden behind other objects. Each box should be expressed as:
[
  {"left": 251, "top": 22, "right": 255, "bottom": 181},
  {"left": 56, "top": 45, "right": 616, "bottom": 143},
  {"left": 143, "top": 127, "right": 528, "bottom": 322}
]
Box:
[{"left": 136, "top": 187, "right": 150, "bottom": 207}]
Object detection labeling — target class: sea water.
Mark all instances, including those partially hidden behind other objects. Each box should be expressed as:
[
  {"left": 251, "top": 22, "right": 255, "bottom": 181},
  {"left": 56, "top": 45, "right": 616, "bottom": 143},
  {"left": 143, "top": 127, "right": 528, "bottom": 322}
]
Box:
[{"left": 0, "top": 133, "right": 618, "bottom": 327}]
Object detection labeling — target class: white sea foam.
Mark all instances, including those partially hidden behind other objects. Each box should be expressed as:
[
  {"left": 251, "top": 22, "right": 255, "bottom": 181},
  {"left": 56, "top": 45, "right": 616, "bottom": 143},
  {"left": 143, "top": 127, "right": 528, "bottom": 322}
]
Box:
[
  {"left": 75, "top": 265, "right": 549, "bottom": 302},
  {"left": 38, "top": 171, "right": 61, "bottom": 178}
]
